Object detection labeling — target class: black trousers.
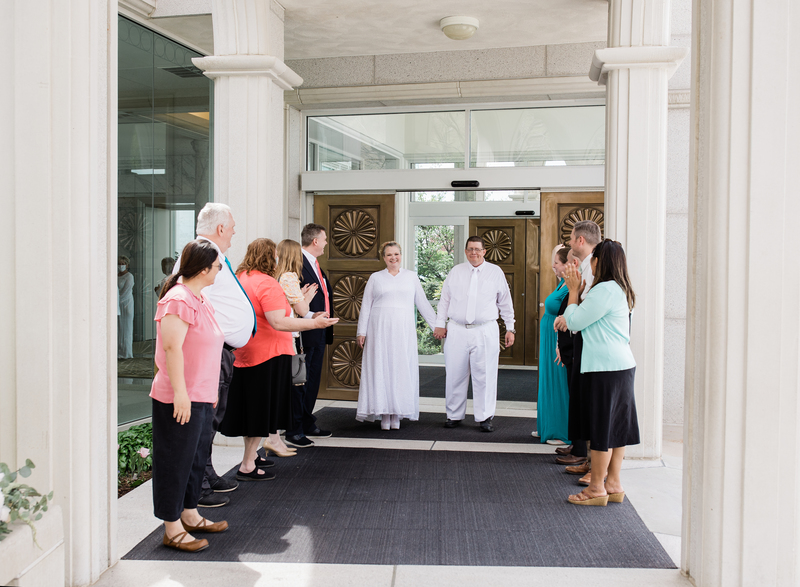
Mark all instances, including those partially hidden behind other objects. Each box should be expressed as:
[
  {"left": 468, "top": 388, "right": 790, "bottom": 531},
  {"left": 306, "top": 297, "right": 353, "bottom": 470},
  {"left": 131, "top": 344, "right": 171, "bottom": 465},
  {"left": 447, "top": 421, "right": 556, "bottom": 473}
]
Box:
[
  {"left": 152, "top": 399, "right": 214, "bottom": 521},
  {"left": 569, "top": 333, "right": 587, "bottom": 458},
  {"left": 201, "top": 346, "right": 235, "bottom": 490},
  {"left": 286, "top": 342, "right": 325, "bottom": 437}
]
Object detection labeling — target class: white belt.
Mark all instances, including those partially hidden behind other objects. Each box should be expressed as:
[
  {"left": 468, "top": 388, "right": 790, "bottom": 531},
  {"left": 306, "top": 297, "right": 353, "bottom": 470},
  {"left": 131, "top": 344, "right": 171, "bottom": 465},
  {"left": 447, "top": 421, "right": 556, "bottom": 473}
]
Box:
[{"left": 448, "top": 319, "right": 494, "bottom": 329}]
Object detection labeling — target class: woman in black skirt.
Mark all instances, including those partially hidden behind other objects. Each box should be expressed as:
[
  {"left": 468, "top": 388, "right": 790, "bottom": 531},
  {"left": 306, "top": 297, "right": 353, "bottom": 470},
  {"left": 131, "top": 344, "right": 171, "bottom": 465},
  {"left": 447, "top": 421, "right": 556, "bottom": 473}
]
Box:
[
  {"left": 562, "top": 240, "right": 637, "bottom": 506},
  {"left": 217, "top": 238, "right": 337, "bottom": 481}
]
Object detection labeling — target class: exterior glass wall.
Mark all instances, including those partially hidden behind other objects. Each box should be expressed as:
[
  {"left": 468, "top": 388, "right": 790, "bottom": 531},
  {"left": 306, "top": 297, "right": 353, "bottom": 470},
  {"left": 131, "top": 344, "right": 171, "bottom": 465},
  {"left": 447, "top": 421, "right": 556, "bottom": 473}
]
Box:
[
  {"left": 307, "top": 111, "right": 465, "bottom": 170},
  {"left": 117, "top": 16, "right": 212, "bottom": 424},
  {"left": 470, "top": 106, "right": 605, "bottom": 167},
  {"left": 307, "top": 105, "right": 604, "bottom": 171}
]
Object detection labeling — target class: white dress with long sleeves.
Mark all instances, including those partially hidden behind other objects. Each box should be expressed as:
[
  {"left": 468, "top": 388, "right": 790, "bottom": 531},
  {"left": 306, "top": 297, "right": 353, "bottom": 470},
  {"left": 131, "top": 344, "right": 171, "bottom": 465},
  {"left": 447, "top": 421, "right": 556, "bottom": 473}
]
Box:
[
  {"left": 117, "top": 272, "right": 134, "bottom": 359},
  {"left": 356, "top": 268, "right": 437, "bottom": 422}
]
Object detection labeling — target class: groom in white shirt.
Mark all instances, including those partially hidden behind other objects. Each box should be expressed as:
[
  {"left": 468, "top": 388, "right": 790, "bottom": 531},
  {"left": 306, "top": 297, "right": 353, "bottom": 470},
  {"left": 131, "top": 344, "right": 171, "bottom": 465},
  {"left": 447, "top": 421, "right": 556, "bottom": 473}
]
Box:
[{"left": 433, "top": 236, "right": 515, "bottom": 432}]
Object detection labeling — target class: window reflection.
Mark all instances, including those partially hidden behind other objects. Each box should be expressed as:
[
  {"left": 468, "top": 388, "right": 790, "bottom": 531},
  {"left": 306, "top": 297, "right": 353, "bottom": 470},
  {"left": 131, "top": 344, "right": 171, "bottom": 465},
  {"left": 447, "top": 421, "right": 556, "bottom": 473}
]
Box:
[
  {"left": 117, "top": 16, "right": 212, "bottom": 424},
  {"left": 307, "top": 112, "right": 466, "bottom": 171},
  {"left": 470, "top": 106, "right": 605, "bottom": 167}
]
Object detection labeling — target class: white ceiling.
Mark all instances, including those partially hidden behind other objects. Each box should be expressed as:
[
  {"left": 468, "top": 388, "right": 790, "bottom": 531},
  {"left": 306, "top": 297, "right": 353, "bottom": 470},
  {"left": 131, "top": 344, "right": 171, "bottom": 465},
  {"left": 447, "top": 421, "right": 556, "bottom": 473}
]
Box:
[
  {"left": 149, "top": 0, "right": 608, "bottom": 61},
  {"left": 281, "top": 0, "right": 609, "bottom": 60}
]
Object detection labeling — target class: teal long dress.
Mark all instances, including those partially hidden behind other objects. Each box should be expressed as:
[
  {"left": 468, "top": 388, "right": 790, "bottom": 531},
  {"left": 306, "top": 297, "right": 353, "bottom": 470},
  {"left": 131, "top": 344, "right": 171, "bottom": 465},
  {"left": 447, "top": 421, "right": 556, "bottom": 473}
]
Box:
[{"left": 537, "top": 279, "right": 570, "bottom": 443}]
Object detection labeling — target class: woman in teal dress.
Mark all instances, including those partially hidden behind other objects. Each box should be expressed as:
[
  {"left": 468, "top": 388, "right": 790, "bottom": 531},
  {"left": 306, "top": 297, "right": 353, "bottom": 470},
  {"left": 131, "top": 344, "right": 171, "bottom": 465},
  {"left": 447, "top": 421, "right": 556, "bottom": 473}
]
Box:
[{"left": 535, "top": 245, "right": 571, "bottom": 444}]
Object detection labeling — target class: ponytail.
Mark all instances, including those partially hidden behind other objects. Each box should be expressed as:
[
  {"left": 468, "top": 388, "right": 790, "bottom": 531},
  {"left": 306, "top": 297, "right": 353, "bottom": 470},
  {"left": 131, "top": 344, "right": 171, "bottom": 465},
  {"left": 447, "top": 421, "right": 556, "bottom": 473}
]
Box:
[{"left": 157, "top": 274, "right": 181, "bottom": 300}]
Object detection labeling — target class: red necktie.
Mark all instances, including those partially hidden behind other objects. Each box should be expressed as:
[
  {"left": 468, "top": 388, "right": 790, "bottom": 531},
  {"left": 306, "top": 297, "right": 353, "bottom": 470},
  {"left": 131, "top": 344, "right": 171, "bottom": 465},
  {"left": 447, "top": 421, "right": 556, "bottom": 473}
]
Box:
[{"left": 315, "top": 258, "right": 330, "bottom": 315}]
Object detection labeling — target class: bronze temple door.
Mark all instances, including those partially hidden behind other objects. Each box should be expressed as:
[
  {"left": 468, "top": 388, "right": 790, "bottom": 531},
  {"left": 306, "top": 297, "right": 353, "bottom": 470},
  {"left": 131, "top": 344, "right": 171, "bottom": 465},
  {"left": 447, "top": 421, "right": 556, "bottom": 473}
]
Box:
[
  {"left": 539, "top": 191, "right": 605, "bottom": 313},
  {"left": 313, "top": 194, "right": 395, "bottom": 400},
  {"left": 469, "top": 218, "right": 539, "bottom": 366}
]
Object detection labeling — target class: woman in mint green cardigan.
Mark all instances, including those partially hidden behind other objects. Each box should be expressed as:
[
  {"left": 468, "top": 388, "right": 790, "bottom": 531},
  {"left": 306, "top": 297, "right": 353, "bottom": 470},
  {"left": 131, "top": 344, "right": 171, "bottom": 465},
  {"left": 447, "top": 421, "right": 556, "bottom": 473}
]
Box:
[{"left": 562, "top": 240, "right": 638, "bottom": 507}]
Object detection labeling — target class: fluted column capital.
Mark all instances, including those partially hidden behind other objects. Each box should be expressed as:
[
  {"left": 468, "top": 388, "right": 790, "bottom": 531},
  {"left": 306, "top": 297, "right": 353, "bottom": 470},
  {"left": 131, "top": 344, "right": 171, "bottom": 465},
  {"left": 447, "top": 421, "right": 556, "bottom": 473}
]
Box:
[
  {"left": 590, "top": 46, "right": 688, "bottom": 85},
  {"left": 193, "top": 54, "right": 302, "bottom": 89}
]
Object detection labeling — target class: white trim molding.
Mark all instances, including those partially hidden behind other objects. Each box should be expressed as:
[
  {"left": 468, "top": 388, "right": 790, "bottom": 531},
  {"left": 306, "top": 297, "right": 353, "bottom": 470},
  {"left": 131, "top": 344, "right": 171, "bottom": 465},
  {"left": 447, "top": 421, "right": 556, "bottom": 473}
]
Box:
[
  {"left": 668, "top": 90, "right": 691, "bottom": 109},
  {"left": 118, "top": 0, "right": 156, "bottom": 17},
  {"left": 151, "top": 0, "right": 212, "bottom": 17},
  {"left": 301, "top": 166, "right": 604, "bottom": 193},
  {"left": 589, "top": 46, "right": 688, "bottom": 85},
  {"left": 286, "top": 76, "right": 601, "bottom": 107},
  {"left": 193, "top": 55, "right": 303, "bottom": 90}
]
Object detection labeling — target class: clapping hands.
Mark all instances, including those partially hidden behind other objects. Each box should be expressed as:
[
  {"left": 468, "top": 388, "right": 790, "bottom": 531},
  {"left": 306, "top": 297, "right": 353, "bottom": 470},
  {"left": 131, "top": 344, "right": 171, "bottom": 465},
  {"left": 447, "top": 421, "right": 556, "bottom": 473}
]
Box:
[
  {"left": 562, "top": 262, "right": 584, "bottom": 294},
  {"left": 302, "top": 283, "right": 318, "bottom": 302}
]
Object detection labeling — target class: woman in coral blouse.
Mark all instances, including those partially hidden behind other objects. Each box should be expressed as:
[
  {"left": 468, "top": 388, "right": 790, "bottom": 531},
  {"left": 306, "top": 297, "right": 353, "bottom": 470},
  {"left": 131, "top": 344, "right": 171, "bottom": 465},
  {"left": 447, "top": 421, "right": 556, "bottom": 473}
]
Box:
[
  {"left": 150, "top": 239, "right": 227, "bottom": 553},
  {"left": 218, "top": 238, "right": 337, "bottom": 481}
]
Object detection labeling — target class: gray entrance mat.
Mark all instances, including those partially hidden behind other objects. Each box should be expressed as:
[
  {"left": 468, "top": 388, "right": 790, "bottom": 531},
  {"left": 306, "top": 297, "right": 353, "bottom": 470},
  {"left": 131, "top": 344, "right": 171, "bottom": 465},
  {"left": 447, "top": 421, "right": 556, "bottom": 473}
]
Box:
[
  {"left": 124, "top": 447, "right": 676, "bottom": 568},
  {"left": 419, "top": 366, "right": 538, "bottom": 403},
  {"left": 313, "top": 406, "right": 539, "bottom": 444}
]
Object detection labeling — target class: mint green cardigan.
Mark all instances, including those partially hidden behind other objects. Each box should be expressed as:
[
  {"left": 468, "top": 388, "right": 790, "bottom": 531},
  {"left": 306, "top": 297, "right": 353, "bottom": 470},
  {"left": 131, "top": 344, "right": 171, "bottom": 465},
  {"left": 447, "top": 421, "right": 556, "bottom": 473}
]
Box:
[{"left": 563, "top": 281, "right": 636, "bottom": 373}]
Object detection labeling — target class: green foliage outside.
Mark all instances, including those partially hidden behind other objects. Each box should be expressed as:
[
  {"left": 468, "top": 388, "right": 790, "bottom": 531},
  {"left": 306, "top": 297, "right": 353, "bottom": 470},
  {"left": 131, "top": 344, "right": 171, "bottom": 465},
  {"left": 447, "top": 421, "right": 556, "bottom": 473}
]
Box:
[
  {"left": 415, "top": 224, "right": 455, "bottom": 355},
  {"left": 118, "top": 423, "right": 153, "bottom": 482},
  {"left": 0, "top": 460, "right": 54, "bottom": 545}
]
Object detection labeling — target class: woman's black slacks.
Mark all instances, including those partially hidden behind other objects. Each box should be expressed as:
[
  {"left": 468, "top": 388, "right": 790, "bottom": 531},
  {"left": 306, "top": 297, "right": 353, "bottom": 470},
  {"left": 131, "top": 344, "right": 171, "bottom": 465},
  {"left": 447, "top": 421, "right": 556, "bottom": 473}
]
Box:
[{"left": 151, "top": 399, "right": 214, "bottom": 522}]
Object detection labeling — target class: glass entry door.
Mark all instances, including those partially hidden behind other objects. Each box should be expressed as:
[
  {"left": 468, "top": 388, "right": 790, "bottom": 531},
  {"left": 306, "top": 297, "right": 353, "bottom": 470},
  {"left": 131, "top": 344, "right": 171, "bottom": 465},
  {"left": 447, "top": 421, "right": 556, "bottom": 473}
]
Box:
[{"left": 408, "top": 217, "right": 467, "bottom": 364}]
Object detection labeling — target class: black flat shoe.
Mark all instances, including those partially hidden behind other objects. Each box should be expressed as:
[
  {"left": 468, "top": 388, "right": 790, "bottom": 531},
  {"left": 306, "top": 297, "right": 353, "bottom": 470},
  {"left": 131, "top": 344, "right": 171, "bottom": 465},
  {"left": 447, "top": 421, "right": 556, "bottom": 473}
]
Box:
[
  {"left": 254, "top": 456, "right": 274, "bottom": 469},
  {"left": 236, "top": 468, "right": 275, "bottom": 482},
  {"left": 444, "top": 419, "right": 461, "bottom": 428},
  {"left": 285, "top": 435, "right": 315, "bottom": 448},
  {"left": 479, "top": 418, "right": 494, "bottom": 433}
]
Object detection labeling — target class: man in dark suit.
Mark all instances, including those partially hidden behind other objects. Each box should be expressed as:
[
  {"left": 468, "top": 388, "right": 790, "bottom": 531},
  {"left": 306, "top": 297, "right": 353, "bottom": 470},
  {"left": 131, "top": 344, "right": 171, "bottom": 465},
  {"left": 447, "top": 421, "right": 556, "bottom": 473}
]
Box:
[{"left": 285, "top": 223, "right": 335, "bottom": 448}]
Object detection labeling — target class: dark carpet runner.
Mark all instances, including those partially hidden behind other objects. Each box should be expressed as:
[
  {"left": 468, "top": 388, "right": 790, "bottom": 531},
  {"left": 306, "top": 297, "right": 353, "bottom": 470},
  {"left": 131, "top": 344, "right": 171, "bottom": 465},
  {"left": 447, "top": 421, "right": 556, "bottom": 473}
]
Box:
[{"left": 125, "top": 447, "right": 675, "bottom": 568}]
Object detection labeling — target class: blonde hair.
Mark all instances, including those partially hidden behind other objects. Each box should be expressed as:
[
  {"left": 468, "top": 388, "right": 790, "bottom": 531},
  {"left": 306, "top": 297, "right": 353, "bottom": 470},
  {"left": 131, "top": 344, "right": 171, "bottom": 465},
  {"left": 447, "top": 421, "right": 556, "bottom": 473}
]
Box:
[
  {"left": 276, "top": 239, "right": 304, "bottom": 279},
  {"left": 379, "top": 241, "right": 401, "bottom": 256}
]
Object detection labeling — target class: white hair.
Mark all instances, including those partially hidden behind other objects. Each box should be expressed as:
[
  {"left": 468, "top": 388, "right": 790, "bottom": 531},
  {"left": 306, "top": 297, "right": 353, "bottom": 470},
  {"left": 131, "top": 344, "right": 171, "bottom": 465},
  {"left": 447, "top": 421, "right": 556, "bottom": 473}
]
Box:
[{"left": 196, "top": 203, "right": 233, "bottom": 237}]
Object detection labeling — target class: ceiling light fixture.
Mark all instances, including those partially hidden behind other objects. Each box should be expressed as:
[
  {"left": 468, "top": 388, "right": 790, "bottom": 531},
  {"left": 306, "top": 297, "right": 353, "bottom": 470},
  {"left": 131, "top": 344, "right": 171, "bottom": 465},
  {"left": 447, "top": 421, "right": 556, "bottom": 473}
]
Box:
[{"left": 440, "top": 16, "right": 479, "bottom": 41}]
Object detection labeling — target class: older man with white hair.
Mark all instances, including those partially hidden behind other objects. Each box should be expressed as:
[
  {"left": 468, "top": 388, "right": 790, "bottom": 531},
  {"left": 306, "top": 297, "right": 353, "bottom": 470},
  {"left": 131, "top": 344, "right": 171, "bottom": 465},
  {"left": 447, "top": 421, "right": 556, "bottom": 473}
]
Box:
[{"left": 173, "top": 203, "right": 257, "bottom": 507}]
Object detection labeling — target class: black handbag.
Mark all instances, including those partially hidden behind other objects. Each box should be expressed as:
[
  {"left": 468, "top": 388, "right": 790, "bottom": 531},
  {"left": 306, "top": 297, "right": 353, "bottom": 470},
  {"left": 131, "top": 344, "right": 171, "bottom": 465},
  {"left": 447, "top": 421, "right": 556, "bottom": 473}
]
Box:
[{"left": 292, "top": 340, "right": 307, "bottom": 386}]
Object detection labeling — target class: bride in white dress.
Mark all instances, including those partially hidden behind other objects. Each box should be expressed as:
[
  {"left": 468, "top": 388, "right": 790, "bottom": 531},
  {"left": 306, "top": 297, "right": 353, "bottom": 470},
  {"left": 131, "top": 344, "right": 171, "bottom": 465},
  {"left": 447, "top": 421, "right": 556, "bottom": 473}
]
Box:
[{"left": 356, "top": 242, "right": 437, "bottom": 430}]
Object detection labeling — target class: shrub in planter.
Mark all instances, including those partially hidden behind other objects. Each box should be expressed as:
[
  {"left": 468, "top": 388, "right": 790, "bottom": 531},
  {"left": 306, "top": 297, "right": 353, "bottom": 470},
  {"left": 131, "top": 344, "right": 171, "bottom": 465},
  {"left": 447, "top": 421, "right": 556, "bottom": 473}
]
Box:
[{"left": 118, "top": 423, "right": 153, "bottom": 485}]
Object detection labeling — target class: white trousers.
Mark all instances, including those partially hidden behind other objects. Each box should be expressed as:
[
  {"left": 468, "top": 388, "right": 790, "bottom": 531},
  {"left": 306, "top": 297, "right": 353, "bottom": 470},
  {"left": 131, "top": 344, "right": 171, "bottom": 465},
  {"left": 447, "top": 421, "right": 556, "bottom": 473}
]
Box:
[
  {"left": 118, "top": 297, "right": 134, "bottom": 359},
  {"left": 443, "top": 321, "right": 500, "bottom": 422}
]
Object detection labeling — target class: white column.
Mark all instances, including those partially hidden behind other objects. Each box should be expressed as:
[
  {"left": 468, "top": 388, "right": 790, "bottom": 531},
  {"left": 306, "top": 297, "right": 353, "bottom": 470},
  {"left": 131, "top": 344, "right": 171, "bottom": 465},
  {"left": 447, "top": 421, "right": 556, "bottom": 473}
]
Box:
[
  {"left": 591, "top": 0, "right": 687, "bottom": 459},
  {"left": 194, "top": 0, "right": 302, "bottom": 264},
  {"left": 682, "top": 0, "right": 800, "bottom": 585},
  {"left": 1, "top": 1, "right": 116, "bottom": 586}
]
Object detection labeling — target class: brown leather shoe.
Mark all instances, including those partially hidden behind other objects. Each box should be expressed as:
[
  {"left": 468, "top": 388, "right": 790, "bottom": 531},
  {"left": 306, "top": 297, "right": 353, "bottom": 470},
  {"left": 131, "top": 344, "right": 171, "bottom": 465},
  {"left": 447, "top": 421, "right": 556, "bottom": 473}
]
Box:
[
  {"left": 181, "top": 518, "right": 229, "bottom": 533},
  {"left": 565, "top": 461, "right": 592, "bottom": 475},
  {"left": 163, "top": 531, "right": 209, "bottom": 552},
  {"left": 555, "top": 445, "right": 573, "bottom": 456},
  {"left": 556, "top": 454, "right": 587, "bottom": 465}
]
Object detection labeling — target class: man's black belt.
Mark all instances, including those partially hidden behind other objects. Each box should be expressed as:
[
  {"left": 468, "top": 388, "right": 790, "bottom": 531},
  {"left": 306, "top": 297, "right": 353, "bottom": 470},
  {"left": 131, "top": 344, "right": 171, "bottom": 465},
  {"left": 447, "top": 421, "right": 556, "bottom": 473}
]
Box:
[{"left": 223, "top": 343, "right": 236, "bottom": 352}]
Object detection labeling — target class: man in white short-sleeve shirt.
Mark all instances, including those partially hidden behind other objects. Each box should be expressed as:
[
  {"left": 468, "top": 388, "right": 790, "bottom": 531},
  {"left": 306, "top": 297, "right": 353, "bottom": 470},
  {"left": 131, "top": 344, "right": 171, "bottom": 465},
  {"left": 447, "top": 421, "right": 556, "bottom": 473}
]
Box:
[{"left": 433, "top": 236, "right": 515, "bottom": 432}]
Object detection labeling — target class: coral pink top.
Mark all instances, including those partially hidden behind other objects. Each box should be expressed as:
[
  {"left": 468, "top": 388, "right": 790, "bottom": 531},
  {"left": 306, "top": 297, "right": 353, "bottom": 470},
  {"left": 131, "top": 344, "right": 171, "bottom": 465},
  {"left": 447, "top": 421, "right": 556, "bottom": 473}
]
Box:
[
  {"left": 233, "top": 271, "right": 294, "bottom": 368},
  {"left": 150, "top": 284, "right": 224, "bottom": 404}
]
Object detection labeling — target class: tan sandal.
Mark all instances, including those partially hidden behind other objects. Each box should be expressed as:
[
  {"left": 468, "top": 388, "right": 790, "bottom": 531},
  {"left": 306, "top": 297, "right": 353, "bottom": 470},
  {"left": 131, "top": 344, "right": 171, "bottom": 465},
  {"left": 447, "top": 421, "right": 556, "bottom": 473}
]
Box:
[
  {"left": 607, "top": 491, "right": 625, "bottom": 503},
  {"left": 567, "top": 490, "right": 608, "bottom": 506},
  {"left": 263, "top": 440, "right": 297, "bottom": 457},
  {"left": 163, "top": 531, "right": 209, "bottom": 552},
  {"left": 181, "top": 517, "right": 229, "bottom": 533}
]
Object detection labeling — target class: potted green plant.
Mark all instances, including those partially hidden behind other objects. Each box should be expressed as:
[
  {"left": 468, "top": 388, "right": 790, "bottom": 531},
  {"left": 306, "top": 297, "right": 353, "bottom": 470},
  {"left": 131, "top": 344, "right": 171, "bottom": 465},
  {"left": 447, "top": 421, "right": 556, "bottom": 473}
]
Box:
[{"left": 0, "top": 460, "right": 53, "bottom": 546}]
